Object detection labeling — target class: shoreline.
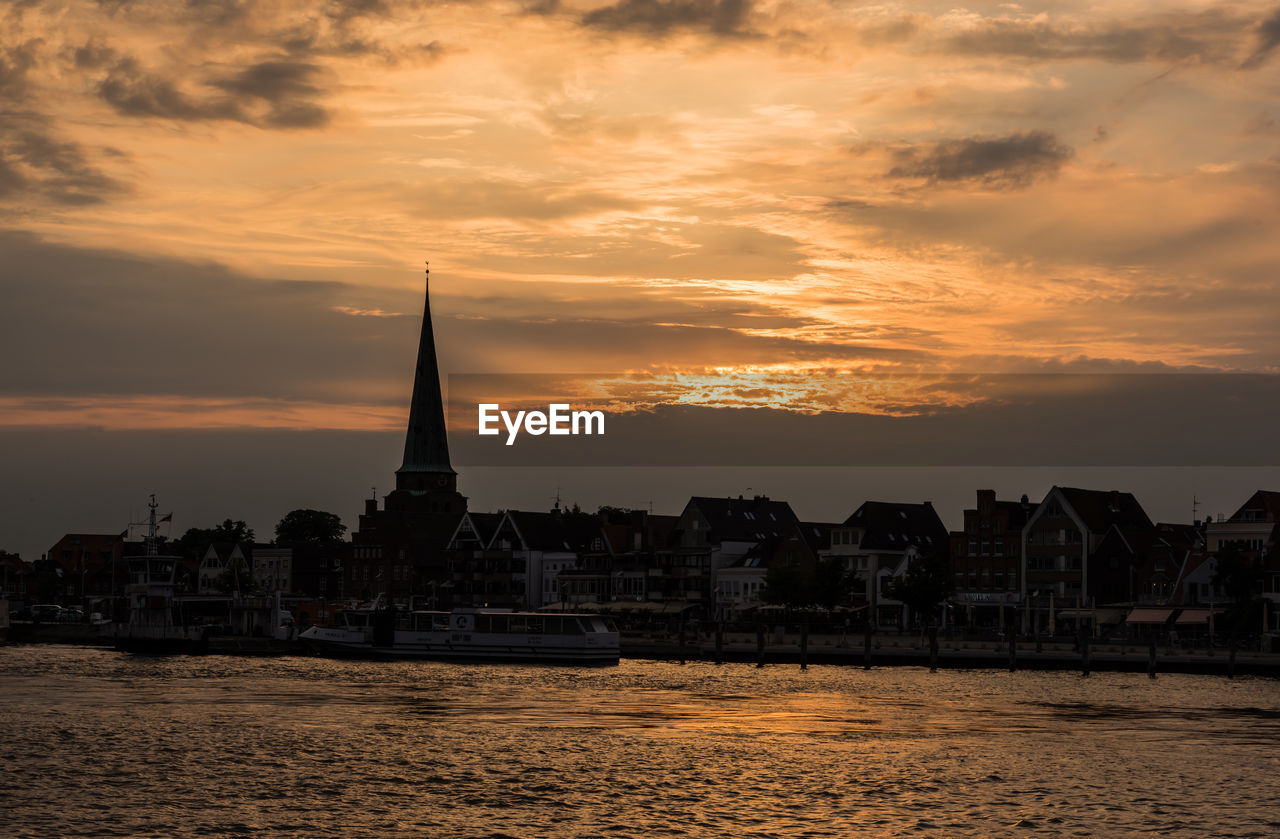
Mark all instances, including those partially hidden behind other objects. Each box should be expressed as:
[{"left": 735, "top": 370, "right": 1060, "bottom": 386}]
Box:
[{"left": 8, "top": 623, "right": 1278, "bottom": 676}]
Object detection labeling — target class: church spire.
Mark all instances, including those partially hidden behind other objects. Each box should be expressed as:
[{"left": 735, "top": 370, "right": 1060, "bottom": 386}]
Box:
[{"left": 395, "top": 262, "right": 457, "bottom": 493}]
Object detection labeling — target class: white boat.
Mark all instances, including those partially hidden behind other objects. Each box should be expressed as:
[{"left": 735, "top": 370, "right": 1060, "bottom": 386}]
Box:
[
  {"left": 299, "top": 606, "right": 620, "bottom": 664},
  {"left": 106, "top": 495, "right": 208, "bottom": 654}
]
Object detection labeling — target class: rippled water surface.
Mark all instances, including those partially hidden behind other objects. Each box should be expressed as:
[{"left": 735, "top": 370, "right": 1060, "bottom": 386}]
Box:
[{"left": 3, "top": 646, "right": 1280, "bottom": 837}]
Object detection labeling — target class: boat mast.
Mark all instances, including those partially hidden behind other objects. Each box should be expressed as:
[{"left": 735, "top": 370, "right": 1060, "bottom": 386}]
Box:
[{"left": 146, "top": 494, "right": 159, "bottom": 557}]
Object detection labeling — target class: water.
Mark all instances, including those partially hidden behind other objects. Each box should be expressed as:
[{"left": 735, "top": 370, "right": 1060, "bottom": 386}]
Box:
[{"left": 3, "top": 646, "right": 1279, "bottom": 838}]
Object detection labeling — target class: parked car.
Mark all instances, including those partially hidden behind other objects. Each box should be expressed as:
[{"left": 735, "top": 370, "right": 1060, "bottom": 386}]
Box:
[{"left": 31, "top": 604, "right": 62, "bottom": 622}]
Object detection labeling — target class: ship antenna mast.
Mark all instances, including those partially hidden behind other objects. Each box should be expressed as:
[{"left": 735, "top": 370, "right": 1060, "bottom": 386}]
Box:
[{"left": 146, "top": 493, "right": 159, "bottom": 557}]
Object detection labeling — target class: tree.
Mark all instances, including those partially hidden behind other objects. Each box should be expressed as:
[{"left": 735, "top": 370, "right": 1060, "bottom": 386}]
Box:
[
  {"left": 1212, "top": 543, "right": 1262, "bottom": 606},
  {"left": 885, "top": 552, "right": 954, "bottom": 628},
  {"left": 761, "top": 557, "right": 862, "bottom": 611},
  {"left": 811, "top": 557, "right": 862, "bottom": 611},
  {"left": 1212, "top": 542, "right": 1265, "bottom": 635},
  {"left": 275, "top": 509, "right": 346, "bottom": 544},
  {"left": 176, "top": 519, "right": 255, "bottom": 559},
  {"left": 597, "top": 505, "right": 632, "bottom": 525},
  {"left": 761, "top": 561, "right": 811, "bottom": 608}
]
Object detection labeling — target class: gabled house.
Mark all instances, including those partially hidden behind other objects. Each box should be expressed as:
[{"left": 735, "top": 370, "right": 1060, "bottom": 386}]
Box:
[
  {"left": 826, "top": 501, "right": 948, "bottom": 629},
  {"left": 666, "top": 495, "right": 799, "bottom": 613},
  {"left": 1021, "top": 486, "right": 1153, "bottom": 631},
  {"left": 478, "top": 507, "right": 602, "bottom": 609},
  {"left": 198, "top": 541, "right": 253, "bottom": 595},
  {"left": 718, "top": 521, "right": 835, "bottom": 616}
]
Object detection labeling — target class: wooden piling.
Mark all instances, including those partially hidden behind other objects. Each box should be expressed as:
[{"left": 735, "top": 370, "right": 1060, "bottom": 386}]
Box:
[
  {"left": 1147, "top": 636, "right": 1157, "bottom": 679},
  {"left": 714, "top": 623, "right": 723, "bottom": 665},
  {"left": 928, "top": 625, "right": 938, "bottom": 672},
  {"left": 1007, "top": 630, "right": 1017, "bottom": 672},
  {"left": 756, "top": 624, "right": 766, "bottom": 668},
  {"left": 1080, "top": 628, "right": 1091, "bottom": 677},
  {"left": 678, "top": 621, "right": 687, "bottom": 665},
  {"left": 864, "top": 624, "right": 873, "bottom": 671},
  {"left": 800, "top": 624, "right": 808, "bottom": 671}
]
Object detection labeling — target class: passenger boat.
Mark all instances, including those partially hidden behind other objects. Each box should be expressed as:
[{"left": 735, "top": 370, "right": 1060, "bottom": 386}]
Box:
[
  {"left": 107, "top": 495, "right": 208, "bottom": 654},
  {"left": 299, "top": 605, "right": 620, "bottom": 664}
]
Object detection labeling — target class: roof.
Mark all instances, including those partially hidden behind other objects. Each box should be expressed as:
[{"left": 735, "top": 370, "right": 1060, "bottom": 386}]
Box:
[
  {"left": 1227, "top": 490, "right": 1280, "bottom": 522},
  {"left": 842, "top": 501, "right": 948, "bottom": 553},
  {"left": 396, "top": 277, "right": 455, "bottom": 479},
  {"left": 1056, "top": 486, "right": 1152, "bottom": 532},
  {"left": 502, "top": 509, "right": 601, "bottom": 552},
  {"left": 686, "top": 496, "right": 798, "bottom": 543},
  {"left": 797, "top": 521, "right": 835, "bottom": 554}
]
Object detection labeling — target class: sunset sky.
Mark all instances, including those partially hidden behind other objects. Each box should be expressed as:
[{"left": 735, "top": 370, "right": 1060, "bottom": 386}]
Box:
[{"left": 3, "top": 0, "right": 1280, "bottom": 556}]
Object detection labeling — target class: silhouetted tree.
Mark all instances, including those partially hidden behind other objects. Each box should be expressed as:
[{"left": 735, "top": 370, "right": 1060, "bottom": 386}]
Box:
[
  {"left": 811, "top": 557, "right": 862, "bottom": 611},
  {"left": 761, "top": 561, "right": 810, "bottom": 608},
  {"left": 1212, "top": 543, "right": 1263, "bottom": 606},
  {"left": 885, "top": 552, "right": 954, "bottom": 627},
  {"left": 761, "top": 557, "right": 861, "bottom": 611},
  {"left": 176, "top": 519, "right": 255, "bottom": 559},
  {"left": 274, "top": 509, "right": 346, "bottom": 544}
]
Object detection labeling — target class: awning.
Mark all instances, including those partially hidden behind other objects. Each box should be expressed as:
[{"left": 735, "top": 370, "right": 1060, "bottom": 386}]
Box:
[
  {"left": 598, "top": 601, "right": 666, "bottom": 613},
  {"left": 1056, "top": 607, "right": 1128, "bottom": 623},
  {"left": 1175, "top": 608, "right": 1222, "bottom": 625},
  {"left": 1126, "top": 607, "right": 1177, "bottom": 624}
]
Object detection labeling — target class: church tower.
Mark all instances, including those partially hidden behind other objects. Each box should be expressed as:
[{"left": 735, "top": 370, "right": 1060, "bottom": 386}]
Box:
[{"left": 384, "top": 263, "right": 466, "bottom": 515}]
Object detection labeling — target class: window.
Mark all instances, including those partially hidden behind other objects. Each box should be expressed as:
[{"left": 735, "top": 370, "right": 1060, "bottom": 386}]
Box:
[{"left": 968, "top": 539, "right": 977, "bottom": 556}]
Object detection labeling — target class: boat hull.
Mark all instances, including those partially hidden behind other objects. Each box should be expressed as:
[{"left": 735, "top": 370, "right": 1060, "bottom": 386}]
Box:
[
  {"left": 108, "top": 624, "right": 209, "bottom": 655},
  {"left": 300, "top": 627, "right": 619, "bottom": 665}
]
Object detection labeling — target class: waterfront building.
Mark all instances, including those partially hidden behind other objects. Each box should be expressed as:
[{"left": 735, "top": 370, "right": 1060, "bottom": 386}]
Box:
[
  {"left": 826, "top": 500, "right": 948, "bottom": 629},
  {"left": 1205, "top": 490, "right": 1280, "bottom": 632},
  {"left": 43, "top": 533, "right": 125, "bottom": 607},
  {"left": 197, "top": 541, "right": 252, "bottom": 594},
  {"left": 667, "top": 495, "right": 799, "bottom": 615},
  {"left": 0, "top": 551, "right": 32, "bottom": 611},
  {"left": 947, "top": 490, "right": 1033, "bottom": 628},
  {"left": 1021, "top": 486, "right": 1152, "bottom": 633},
  {"left": 719, "top": 521, "right": 835, "bottom": 615}
]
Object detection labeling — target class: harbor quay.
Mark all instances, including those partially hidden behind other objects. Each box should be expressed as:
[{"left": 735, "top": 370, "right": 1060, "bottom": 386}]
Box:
[{"left": 8, "top": 617, "right": 1280, "bottom": 677}]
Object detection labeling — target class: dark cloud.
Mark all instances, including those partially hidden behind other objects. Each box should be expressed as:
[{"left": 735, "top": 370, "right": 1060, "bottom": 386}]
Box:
[
  {"left": 72, "top": 38, "right": 119, "bottom": 70},
  {"left": 887, "top": 131, "right": 1072, "bottom": 189},
  {"left": 1240, "top": 8, "right": 1280, "bottom": 69},
  {"left": 0, "top": 40, "right": 40, "bottom": 103},
  {"left": 97, "top": 56, "right": 245, "bottom": 121},
  {"left": 1, "top": 41, "right": 125, "bottom": 205},
  {"left": 942, "top": 11, "right": 1247, "bottom": 65},
  {"left": 211, "top": 59, "right": 331, "bottom": 127},
  {"left": 0, "top": 231, "right": 409, "bottom": 401},
  {"left": 96, "top": 55, "right": 331, "bottom": 128},
  {"left": 580, "top": 0, "right": 757, "bottom": 39},
  {"left": 2, "top": 129, "right": 125, "bottom": 204}
]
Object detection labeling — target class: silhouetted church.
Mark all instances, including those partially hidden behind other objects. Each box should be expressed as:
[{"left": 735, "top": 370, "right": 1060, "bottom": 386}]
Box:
[{"left": 347, "top": 265, "right": 467, "bottom": 606}]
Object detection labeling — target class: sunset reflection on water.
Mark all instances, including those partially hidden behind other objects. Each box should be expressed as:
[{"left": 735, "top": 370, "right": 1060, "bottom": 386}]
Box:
[{"left": 4, "top": 647, "right": 1279, "bottom": 837}]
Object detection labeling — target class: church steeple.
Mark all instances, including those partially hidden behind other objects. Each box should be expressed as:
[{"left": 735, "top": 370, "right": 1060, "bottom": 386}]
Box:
[{"left": 395, "top": 262, "right": 457, "bottom": 495}]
